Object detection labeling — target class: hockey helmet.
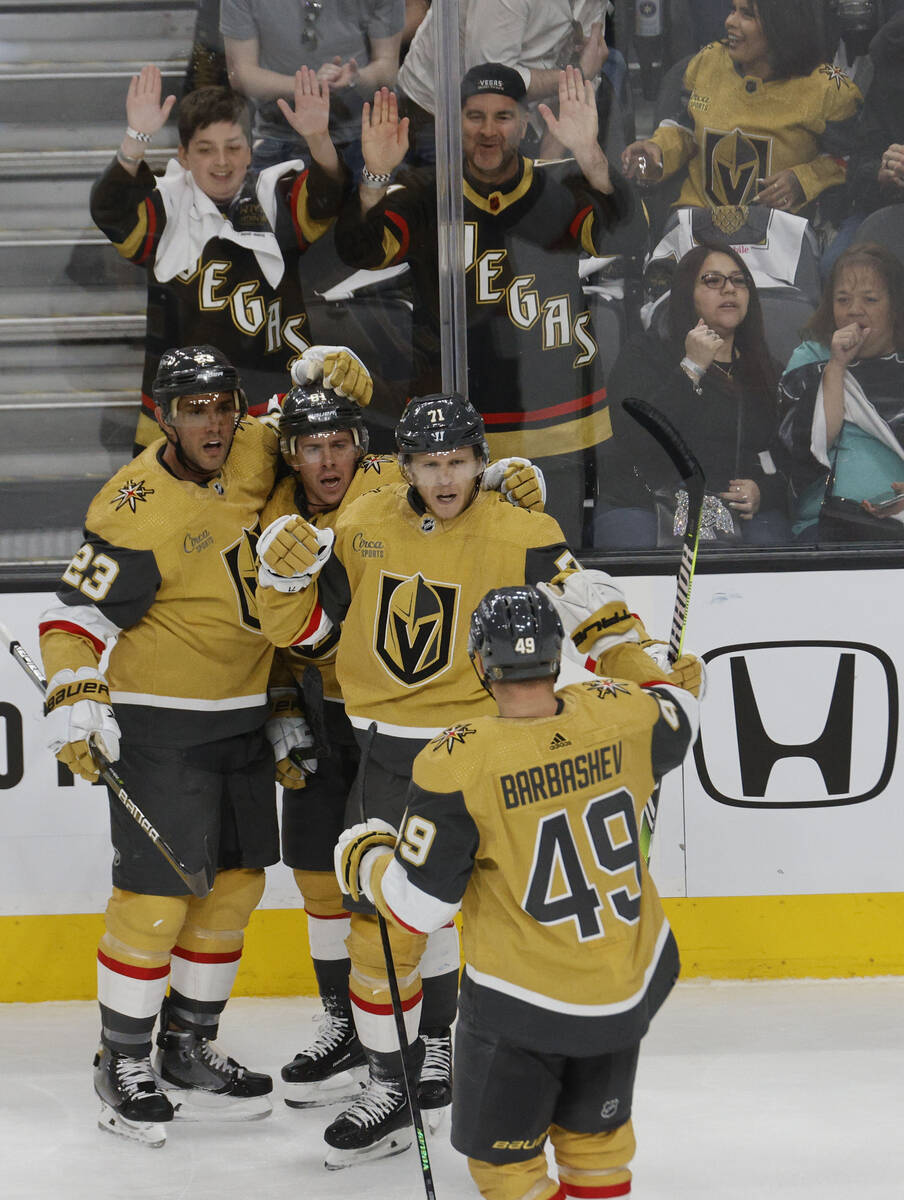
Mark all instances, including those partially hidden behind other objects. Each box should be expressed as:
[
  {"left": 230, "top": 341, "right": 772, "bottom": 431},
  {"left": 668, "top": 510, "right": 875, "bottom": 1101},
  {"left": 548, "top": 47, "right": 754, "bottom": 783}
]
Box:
[
  {"left": 279, "top": 382, "right": 369, "bottom": 459},
  {"left": 395, "top": 393, "right": 489, "bottom": 464},
  {"left": 152, "top": 345, "right": 247, "bottom": 423},
  {"left": 468, "top": 585, "right": 563, "bottom": 689}
]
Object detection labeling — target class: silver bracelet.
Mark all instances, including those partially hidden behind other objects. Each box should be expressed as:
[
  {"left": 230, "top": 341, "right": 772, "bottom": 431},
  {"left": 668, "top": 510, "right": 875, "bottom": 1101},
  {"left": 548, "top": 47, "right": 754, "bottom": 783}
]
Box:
[
  {"left": 680, "top": 355, "right": 705, "bottom": 379},
  {"left": 360, "top": 166, "right": 392, "bottom": 188},
  {"left": 117, "top": 149, "right": 145, "bottom": 166},
  {"left": 125, "top": 126, "right": 153, "bottom": 144}
]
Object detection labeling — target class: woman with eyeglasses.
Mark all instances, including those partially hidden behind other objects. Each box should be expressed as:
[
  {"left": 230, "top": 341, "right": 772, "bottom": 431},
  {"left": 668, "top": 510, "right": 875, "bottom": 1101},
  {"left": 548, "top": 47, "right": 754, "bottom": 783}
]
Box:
[
  {"left": 775, "top": 242, "right": 904, "bottom": 542},
  {"left": 594, "top": 242, "right": 791, "bottom": 547}
]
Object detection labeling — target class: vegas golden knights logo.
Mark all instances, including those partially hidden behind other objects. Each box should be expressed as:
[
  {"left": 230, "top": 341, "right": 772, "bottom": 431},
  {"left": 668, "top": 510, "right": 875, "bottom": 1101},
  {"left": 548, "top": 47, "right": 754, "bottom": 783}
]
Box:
[
  {"left": 375, "top": 572, "right": 459, "bottom": 686},
  {"left": 222, "top": 525, "right": 261, "bottom": 632},
  {"left": 703, "top": 128, "right": 770, "bottom": 207}
]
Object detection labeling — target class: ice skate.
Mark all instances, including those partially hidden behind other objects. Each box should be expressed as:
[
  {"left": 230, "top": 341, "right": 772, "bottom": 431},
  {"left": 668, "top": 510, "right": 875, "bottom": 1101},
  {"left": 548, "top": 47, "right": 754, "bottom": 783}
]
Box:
[
  {"left": 93, "top": 1044, "right": 174, "bottom": 1148},
  {"left": 417, "top": 1028, "right": 452, "bottom": 1132},
  {"left": 156, "top": 1026, "right": 273, "bottom": 1121},
  {"left": 323, "top": 1071, "right": 413, "bottom": 1169},
  {"left": 281, "top": 1001, "right": 367, "bottom": 1108}
]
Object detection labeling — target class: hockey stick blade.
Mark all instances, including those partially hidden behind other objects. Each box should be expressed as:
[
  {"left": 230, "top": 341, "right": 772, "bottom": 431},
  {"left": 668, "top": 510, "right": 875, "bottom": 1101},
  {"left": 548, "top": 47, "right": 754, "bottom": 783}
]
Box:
[
  {"left": 622, "top": 398, "right": 704, "bottom": 489},
  {"left": 0, "top": 619, "right": 210, "bottom": 898}
]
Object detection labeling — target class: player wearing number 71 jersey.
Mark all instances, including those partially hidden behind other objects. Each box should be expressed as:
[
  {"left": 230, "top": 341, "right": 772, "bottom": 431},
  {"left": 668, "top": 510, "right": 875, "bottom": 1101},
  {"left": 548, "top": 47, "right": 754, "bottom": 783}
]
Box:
[{"left": 337, "top": 586, "right": 699, "bottom": 1200}]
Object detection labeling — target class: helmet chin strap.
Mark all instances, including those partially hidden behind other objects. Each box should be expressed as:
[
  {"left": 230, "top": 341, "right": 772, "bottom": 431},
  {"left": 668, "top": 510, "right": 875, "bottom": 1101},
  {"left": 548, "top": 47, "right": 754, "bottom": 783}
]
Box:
[{"left": 162, "top": 425, "right": 222, "bottom": 482}]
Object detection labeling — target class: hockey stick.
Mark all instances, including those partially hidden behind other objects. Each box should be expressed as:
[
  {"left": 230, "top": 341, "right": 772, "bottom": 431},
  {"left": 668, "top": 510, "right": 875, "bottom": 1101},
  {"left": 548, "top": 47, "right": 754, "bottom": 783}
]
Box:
[
  {"left": 0, "top": 619, "right": 211, "bottom": 898},
  {"left": 621, "top": 399, "right": 706, "bottom": 860},
  {"left": 359, "top": 720, "right": 437, "bottom": 1200}
]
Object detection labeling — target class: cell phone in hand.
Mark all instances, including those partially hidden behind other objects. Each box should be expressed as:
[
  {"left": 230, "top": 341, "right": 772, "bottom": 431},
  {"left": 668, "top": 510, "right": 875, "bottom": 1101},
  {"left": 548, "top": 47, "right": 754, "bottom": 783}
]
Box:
[{"left": 867, "top": 488, "right": 903, "bottom": 510}]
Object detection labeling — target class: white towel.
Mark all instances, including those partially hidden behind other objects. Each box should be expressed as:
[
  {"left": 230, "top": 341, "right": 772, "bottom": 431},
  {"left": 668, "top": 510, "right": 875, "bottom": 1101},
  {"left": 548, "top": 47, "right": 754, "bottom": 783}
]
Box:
[
  {"left": 153, "top": 158, "right": 306, "bottom": 289},
  {"left": 811, "top": 365, "right": 904, "bottom": 525}
]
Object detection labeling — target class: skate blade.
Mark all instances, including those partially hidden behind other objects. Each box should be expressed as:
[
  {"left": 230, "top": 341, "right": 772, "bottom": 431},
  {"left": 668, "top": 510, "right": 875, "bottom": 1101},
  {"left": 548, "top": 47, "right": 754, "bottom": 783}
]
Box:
[
  {"left": 166, "top": 1089, "right": 273, "bottom": 1123},
  {"left": 284, "top": 1065, "right": 368, "bottom": 1109},
  {"left": 323, "top": 1128, "right": 413, "bottom": 1170},
  {"left": 97, "top": 1103, "right": 168, "bottom": 1148}
]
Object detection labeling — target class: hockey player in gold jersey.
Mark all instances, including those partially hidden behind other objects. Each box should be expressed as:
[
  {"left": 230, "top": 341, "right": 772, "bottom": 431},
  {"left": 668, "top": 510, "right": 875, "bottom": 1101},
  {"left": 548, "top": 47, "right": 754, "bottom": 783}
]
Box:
[
  {"left": 255, "top": 391, "right": 697, "bottom": 1167},
  {"left": 337, "top": 585, "right": 699, "bottom": 1200},
  {"left": 261, "top": 380, "right": 548, "bottom": 1109},
  {"left": 37, "top": 343, "right": 370, "bottom": 1148}
]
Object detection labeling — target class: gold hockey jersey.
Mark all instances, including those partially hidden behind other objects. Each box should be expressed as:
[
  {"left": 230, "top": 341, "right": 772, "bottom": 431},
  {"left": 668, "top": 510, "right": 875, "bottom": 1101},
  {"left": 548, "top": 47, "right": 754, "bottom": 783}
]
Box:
[
  {"left": 652, "top": 43, "right": 861, "bottom": 210},
  {"left": 257, "top": 484, "right": 577, "bottom": 736},
  {"left": 260, "top": 454, "right": 401, "bottom": 701},
  {"left": 39, "top": 418, "right": 279, "bottom": 746},
  {"left": 372, "top": 678, "right": 699, "bottom": 1054}
]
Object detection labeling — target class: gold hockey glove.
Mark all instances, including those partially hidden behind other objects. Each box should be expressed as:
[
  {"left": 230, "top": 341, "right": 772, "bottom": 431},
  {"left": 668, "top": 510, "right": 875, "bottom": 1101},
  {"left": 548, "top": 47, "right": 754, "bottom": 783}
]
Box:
[
  {"left": 291, "top": 345, "right": 373, "bottom": 407},
  {"left": 266, "top": 688, "right": 317, "bottom": 788},
  {"left": 44, "top": 666, "right": 121, "bottom": 783},
  {"left": 257, "top": 514, "right": 335, "bottom": 593},
  {"left": 334, "top": 820, "right": 398, "bottom": 904},
  {"left": 482, "top": 457, "right": 547, "bottom": 511}
]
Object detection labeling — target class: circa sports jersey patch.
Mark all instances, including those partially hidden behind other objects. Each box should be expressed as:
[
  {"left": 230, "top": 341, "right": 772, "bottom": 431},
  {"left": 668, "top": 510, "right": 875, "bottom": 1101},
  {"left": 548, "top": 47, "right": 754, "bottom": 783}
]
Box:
[
  {"left": 586, "top": 677, "right": 631, "bottom": 700},
  {"left": 429, "top": 723, "right": 477, "bottom": 754},
  {"left": 111, "top": 479, "right": 155, "bottom": 513},
  {"left": 374, "top": 570, "right": 459, "bottom": 686}
]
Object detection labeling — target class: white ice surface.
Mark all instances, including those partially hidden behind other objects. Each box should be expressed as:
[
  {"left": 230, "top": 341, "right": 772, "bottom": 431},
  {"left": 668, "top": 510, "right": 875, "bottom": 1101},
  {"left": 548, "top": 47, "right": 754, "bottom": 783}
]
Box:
[{"left": 1, "top": 977, "right": 902, "bottom": 1199}]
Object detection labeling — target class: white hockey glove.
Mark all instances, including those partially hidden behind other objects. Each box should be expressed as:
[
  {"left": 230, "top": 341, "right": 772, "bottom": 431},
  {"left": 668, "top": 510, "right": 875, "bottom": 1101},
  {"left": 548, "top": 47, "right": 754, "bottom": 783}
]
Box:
[
  {"left": 482, "top": 457, "right": 547, "bottom": 512},
  {"left": 266, "top": 688, "right": 317, "bottom": 788},
  {"left": 335, "top": 819, "right": 398, "bottom": 904},
  {"left": 291, "top": 345, "right": 373, "bottom": 407},
  {"left": 537, "top": 569, "right": 643, "bottom": 664},
  {"left": 45, "top": 666, "right": 121, "bottom": 783},
  {"left": 257, "top": 514, "right": 335, "bottom": 592}
]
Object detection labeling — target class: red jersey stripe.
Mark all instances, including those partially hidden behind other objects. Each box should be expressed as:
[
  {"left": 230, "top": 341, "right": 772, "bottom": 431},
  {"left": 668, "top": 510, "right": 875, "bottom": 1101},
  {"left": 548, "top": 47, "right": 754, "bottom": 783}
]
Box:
[
  {"left": 39, "top": 619, "right": 106, "bottom": 658},
  {"left": 482, "top": 387, "right": 607, "bottom": 426}
]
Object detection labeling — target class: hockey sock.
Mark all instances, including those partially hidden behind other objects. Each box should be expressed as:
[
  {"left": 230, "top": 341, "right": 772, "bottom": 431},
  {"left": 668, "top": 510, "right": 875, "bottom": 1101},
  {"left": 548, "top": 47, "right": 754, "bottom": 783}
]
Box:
[
  {"left": 419, "top": 922, "right": 460, "bottom": 1031},
  {"left": 346, "top": 911, "right": 425, "bottom": 1071},
  {"left": 167, "top": 868, "right": 264, "bottom": 1037},
  {"left": 294, "top": 868, "right": 351, "bottom": 997},
  {"left": 467, "top": 1155, "right": 563, "bottom": 1200},
  {"left": 550, "top": 1121, "right": 635, "bottom": 1198},
  {"left": 97, "top": 889, "right": 189, "bottom": 1056}
]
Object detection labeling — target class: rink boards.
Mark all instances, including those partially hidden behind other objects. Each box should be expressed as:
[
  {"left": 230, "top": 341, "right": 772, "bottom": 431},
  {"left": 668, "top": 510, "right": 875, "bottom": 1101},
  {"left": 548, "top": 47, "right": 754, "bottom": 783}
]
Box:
[{"left": 1, "top": 570, "right": 902, "bottom": 1001}]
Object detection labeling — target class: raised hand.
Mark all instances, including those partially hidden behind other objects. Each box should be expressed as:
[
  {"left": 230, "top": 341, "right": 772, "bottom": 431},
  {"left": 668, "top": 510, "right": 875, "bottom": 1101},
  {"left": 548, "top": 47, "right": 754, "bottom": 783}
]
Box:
[
  {"left": 126, "top": 64, "right": 176, "bottom": 136},
  {"left": 277, "top": 66, "right": 330, "bottom": 141},
  {"left": 829, "top": 320, "right": 870, "bottom": 369},
  {"left": 537, "top": 66, "right": 598, "bottom": 157},
  {"left": 685, "top": 318, "right": 725, "bottom": 371},
  {"left": 361, "top": 87, "right": 409, "bottom": 176}
]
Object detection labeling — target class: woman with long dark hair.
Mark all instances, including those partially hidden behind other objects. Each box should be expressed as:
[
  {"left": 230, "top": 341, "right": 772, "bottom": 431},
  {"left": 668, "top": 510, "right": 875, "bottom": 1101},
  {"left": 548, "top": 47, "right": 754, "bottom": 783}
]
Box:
[
  {"left": 595, "top": 241, "right": 791, "bottom": 547},
  {"left": 620, "top": 0, "right": 860, "bottom": 218}
]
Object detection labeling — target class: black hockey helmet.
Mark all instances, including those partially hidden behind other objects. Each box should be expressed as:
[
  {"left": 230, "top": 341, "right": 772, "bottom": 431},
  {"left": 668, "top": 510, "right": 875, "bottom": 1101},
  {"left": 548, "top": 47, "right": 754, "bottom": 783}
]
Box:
[
  {"left": 279, "top": 382, "right": 369, "bottom": 459},
  {"left": 468, "top": 585, "right": 563, "bottom": 689},
  {"left": 152, "top": 345, "right": 247, "bottom": 423},
  {"left": 395, "top": 392, "right": 489, "bottom": 464}
]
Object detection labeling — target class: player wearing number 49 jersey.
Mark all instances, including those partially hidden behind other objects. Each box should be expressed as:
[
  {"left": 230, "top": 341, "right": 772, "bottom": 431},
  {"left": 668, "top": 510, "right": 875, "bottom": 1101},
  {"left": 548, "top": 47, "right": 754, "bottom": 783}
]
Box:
[{"left": 338, "top": 586, "right": 699, "bottom": 1200}]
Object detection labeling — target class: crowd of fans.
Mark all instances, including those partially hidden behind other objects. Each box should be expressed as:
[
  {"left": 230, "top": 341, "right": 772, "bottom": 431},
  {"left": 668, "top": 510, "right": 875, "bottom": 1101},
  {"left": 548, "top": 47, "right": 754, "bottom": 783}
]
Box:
[{"left": 93, "top": 0, "right": 904, "bottom": 550}]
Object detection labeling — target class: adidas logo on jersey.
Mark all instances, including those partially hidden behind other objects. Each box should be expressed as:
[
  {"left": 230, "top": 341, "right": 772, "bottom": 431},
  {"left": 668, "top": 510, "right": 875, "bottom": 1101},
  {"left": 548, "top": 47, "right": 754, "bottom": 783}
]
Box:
[{"left": 548, "top": 732, "right": 571, "bottom": 751}]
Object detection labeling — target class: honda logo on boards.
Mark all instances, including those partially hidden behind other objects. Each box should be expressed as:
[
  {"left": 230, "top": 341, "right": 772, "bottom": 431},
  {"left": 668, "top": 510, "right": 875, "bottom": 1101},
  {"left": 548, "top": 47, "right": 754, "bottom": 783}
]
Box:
[{"left": 694, "top": 641, "right": 897, "bottom": 809}]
